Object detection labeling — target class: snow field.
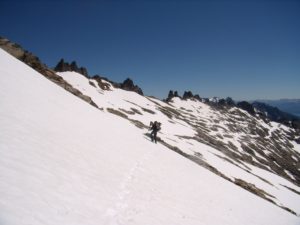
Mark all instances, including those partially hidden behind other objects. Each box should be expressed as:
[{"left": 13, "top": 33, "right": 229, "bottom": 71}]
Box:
[
  {"left": 1, "top": 49, "right": 300, "bottom": 224},
  {"left": 58, "top": 64, "right": 300, "bottom": 216}
]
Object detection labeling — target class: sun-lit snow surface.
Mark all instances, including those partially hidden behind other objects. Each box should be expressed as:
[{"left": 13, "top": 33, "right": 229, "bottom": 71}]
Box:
[
  {"left": 0, "top": 49, "right": 299, "bottom": 225},
  {"left": 58, "top": 71, "right": 300, "bottom": 215}
]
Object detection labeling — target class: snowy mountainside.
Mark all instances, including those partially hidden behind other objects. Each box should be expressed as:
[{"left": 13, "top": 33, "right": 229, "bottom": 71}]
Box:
[
  {"left": 0, "top": 46, "right": 300, "bottom": 225},
  {"left": 58, "top": 71, "right": 300, "bottom": 215}
]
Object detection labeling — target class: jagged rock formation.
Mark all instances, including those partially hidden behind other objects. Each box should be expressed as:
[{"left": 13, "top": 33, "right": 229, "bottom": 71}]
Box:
[
  {"left": 258, "top": 99, "right": 300, "bottom": 117},
  {"left": 182, "top": 91, "right": 201, "bottom": 101},
  {"left": 183, "top": 91, "right": 194, "bottom": 100},
  {"left": 54, "top": 58, "right": 88, "bottom": 77},
  {"left": 253, "top": 101, "right": 300, "bottom": 130},
  {"left": 121, "top": 78, "right": 143, "bottom": 95},
  {"left": 0, "top": 37, "right": 97, "bottom": 108},
  {"left": 91, "top": 76, "right": 144, "bottom": 96},
  {"left": 235, "top": 101, "right": 300, "bottom": 131},
  {"left": 225, "top": 97, "right": 235, "bottom": 106},
  {"left": 165, "top": 89, "right": 300, "bottom": 130},
  {"left": 166, "top": 90, "right": 201, "bottom": 102},
  {"left": 92, "top": 75, "right": 112, "bottom": 90},
  {"left": 112, "top": 78, "right": 143, "bottom": 95},
  {"left": 237, "top": 101, "right": 256, "bottom": 115},
  {"left": 166, "top": 90, "right": 180, "bottom": 102}
]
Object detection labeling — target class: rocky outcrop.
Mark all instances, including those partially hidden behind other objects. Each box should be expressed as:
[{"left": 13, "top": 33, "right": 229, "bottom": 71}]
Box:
[
  {"left": 225, "top": 97, "right": 235, "bottom": 106},
  {"left": 54, "top": 58, "right": 88, "bottom": 77},
  {"left": 253, "top": 101, "right": 300, "bottom": 130},
  {"left": 182, "top": 91, "right": 201, "bottom": 101},
  {"left": 0, "top": 37, "right": 50, "bottom": 76},
  {"left": 92, "top": 75, "right": 112, "bottom": 90},
  {"left": 237, "top": 101, "right": 255, "bottom": 115},
  {"left": 0, "top": 37, "right": 97, "bottom": 108},
  {"left": 166, "top": 90, "right": 180, "bottom": 102},
  {"left": 183, "top": 91, "right": 194, "bottom": 100},
  {"left": 166, "top": 90, "right": 202, "bottom": 102},
  {"left": 119, "top": 78, "right": 143, "bottom": 95}
]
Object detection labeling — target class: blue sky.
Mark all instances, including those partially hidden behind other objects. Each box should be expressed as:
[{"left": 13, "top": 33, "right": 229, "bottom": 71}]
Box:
[{"left": 1, "top": 0, "right": 299, "bottom": 100}]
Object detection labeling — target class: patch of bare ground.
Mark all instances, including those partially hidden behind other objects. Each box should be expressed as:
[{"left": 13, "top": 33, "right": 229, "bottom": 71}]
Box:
[
  {"left": 107, "top": 108, "right": 147, "bottom": 129},
  {"left": 88, "top": 81, "right": 96, "bottom": 87},
  {"left": 212, "top": 153, "right": 248, "bottom": 170},
  {"left": 92, "top": 76, "right": 112, "bottom": 90},
  {"left": 280, "top": 184, "right": 300, "bottom": 195},
  {"left": 119, "top": 108, "right": 135, "bottom": 115},
  {"left": 124, "top": 100, "right": 156, "bottom": 114},
  {"left": 247, "top": 171, "right": 274, "bottom": 186},
  {"left": 141, "top": 107, "right": 156, "bottom": 114},
  {"left": 148, "top": 130, "right": 298, "bottom": 215},
  {"left": 159, "top": 139, "right": 232, "bottom": 182},
  {"left": 145, "top": 97, "right": 164, "bottom": 107},
  {"left": 234, "top": 178, "right": 276, "bottom": 203},
  {"left": 107, "top": 108, "right": 128, "bottom": 119},
  {"left": 233, "top": 178, "right": 298, "bottom": 216},
  {"left": 158, "top": 106, "right": 182, "bottom": 120},
  {"left": 119, "top": 108, "right": 143, "bottom": 115},
  {"left": 129, "top": 119, "right": 147, "bottom": 129}
]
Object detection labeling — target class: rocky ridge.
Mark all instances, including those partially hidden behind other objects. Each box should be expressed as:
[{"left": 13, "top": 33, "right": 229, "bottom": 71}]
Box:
[
  {"left": 54, "top": 58, "right": 88, "bottom": 77},
  {"left": 0, "top": 37, "right": 97, "bottom": 108},
  {"left": 167, "top": 89, "right": 300, "bottom": 131}
]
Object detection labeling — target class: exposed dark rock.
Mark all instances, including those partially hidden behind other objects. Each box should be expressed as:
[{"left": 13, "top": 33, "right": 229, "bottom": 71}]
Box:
[
  {"left": 79, "top": 67, "right": 88, "bottom": 77},
  {"left": 168, "top": 90, "right": 175, "bottom": 100},
  {"left": 106, "top": 77, "right": 143, "bottom": 94},
  {"left": 107, "top": 108, "right": 128, "bottom": 119},
  {"left": 218, "top": 98, "right": 226, "bottom": 106},
  {"left": 183, "top": 91, "right": 194, "bottom": 100},
  {"left": 194, "top": 94, "right": 201, "bottom": 101},
  {"left": 234, "top": 178, "right": 275, "bottom": 203},
  {"left": 237, "top": 101, "right": 255, "bottom": 115},
  {"left": 54, "top": 59, "right": 68, "bottom": 72},
  {"left": 54, "top": 58, "right": 89, "bottom": 77},
  {"left": 281, "top": 184, "right": 300, "bottom": 195},
  {"left": 0, "top": 37, "right": 97, "bottom": 108},
  {"left": 89, "top": 81, "right": 96, "bottom": 87},
  {"left": 92, "top": 75, "right": 112, "bottom": 90},
  {"left": 70, "top": 61, "right": 78, "bottom": 71},
  {"left": 120, "top": 78, "right": 143, "bottom": 95},
  {"left": 226, "top": 97, "right": 235, "bottom": 106},
  {"left": 166, "top": 90, "right": 202, "bottom": 102},
  {"left": 253, "top": 101, "right": 300, "bottom": 130},
  {"left": 201, "top": 98, "right": 209, "bottom": 103},
  {"left": 166, "top": 90, "right": 178, "bottom": 102}
]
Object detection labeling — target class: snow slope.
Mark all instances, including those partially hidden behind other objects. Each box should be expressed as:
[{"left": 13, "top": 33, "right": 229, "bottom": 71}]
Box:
[
  {"left": 0, "top": 48, "right": 299, "bottom": 225},
  {"left": 58, "top": 71, "right": 300, "bottom": 215}
]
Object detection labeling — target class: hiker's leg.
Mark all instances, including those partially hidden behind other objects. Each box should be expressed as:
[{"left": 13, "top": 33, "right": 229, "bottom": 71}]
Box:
[{"left": 150, "top": 131, "right": 154, "bottom": 141}]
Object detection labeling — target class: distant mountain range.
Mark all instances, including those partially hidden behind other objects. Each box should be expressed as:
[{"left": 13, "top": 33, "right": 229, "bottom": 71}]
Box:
[{"left": 254, "top": 99, "right": 300, "bottom": 118}]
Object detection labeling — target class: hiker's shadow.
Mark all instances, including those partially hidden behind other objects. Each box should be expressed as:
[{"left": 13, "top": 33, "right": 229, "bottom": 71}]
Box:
[{"left": 143, "top": 132, "right": 161, "bottom": 143}]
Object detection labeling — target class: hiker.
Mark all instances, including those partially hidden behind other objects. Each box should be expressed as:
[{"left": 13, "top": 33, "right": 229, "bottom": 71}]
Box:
[{"left": 149, "top": 121, "right": 161, "bottom": 143}]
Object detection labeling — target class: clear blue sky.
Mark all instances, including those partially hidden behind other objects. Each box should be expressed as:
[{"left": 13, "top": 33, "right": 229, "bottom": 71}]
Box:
[{"left": 1, "top": 0, "right": 299, "bottom": 100}]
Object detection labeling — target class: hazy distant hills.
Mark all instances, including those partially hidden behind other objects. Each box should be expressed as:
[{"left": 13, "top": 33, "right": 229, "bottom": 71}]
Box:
[{"left": 255, "top": 99, "right": 300, "bottom": 118}]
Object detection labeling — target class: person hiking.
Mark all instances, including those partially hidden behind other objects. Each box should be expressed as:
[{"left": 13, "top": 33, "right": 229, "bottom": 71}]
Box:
[{"left": 149, "top": 121, "right": 161, "bottom": 143}]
